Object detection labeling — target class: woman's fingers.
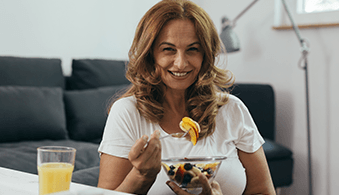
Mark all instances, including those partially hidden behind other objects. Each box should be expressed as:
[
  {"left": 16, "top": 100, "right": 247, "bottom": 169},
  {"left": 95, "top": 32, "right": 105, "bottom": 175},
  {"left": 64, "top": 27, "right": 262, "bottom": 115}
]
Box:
[
  {"left": 139, "top": 130, "right": 161, "bottom": 170},
  {"left": 198, "top": 173, "right": 213, "bottom": 195},
  {"left": 210, "top": 181, "right": 221, "bottom": 192},
  {"left": 166, "top": 173, "right": 222, "bottom": 195},
  {"left": 199, "top": 173, "right": 222, "bottom": 195},
  {"left": 166, "top": 181, "right": 191, "bottom": 195},
  {"left": 128, "top": 135, "right": 149, "bottom": 161},
  {"left": 128, "top": 130, "right": 162, "bottom": 178},
  {"left": 128, "top": 130, "right": 161, "bottom": 162},
  {"left": 166, "top": 175, "right": 222, "bottom": 195},
  {"left": 137, "top": 130, "right": 161, "bottom": 163}
]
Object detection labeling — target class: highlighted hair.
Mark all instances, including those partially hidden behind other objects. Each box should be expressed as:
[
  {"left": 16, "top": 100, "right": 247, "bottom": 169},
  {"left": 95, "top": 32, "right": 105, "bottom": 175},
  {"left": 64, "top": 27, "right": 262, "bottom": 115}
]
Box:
[{"left": 119, "top": 0, "right": 234, "bottom": 138}]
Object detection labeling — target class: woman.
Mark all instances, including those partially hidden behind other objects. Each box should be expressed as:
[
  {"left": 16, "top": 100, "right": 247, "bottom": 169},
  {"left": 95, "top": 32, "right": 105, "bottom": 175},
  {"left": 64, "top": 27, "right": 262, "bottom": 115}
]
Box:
[{"left": 97, "top": 0, "right": 276, "bottom": 194}]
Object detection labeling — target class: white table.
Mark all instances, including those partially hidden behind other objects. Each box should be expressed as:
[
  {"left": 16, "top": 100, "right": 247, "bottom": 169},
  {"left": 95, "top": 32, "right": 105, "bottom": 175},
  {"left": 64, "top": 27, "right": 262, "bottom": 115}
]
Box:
[{"left": 0, "top": 167, "right": 132, "bottom": 195}]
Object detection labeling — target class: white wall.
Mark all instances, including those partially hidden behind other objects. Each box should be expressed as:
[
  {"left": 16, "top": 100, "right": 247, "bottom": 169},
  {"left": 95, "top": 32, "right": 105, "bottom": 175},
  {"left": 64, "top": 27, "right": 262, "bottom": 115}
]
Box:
[
  {"left": 192, "top": 0, "right": 339, "bottom": 194},
  {"left": 0, "top": 0, "right": 159, "bottom": 75},
  {"left": 1, "top": 0, "right": 339, "bottom": 194}
]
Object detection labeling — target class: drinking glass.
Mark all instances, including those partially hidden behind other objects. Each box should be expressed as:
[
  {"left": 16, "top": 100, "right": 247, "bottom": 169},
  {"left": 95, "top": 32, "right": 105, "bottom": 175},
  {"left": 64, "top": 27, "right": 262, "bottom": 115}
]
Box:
[{"left": 37, "top": 146, "right": 76, "bottom": 195}]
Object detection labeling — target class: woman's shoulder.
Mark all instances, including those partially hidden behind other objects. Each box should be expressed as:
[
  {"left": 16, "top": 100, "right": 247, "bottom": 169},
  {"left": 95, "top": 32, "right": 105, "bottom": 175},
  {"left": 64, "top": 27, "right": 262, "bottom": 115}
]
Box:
[
  {"left": 109, "top": 95, "right": 137, "bottom": 113},
  {"left": 218, "top": 92, "right": 244, "bottom": 107},
  {"left": 227, "top": 94, "right": 243, "bottom": 105},
  {"left": 114, "top": 95, "right": 136, "bottom": 105},
  {"left": 217, "top": 93, "right": 248, "bottom": 115}
]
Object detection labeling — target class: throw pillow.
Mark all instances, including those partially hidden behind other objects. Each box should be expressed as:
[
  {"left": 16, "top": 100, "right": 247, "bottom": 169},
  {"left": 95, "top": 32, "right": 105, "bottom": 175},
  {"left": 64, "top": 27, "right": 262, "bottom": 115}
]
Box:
[
  {"left": 0, "top": 56, "right": 64, "bottom": 88},
  {"left": 68, "top": 59, "right": 130, "bottom": 90},
  {"left": 63, "top": 85, "right": 129, "bottom": 141},
  {"left": 0, "top": 86, "right": 68, "bottom": 143}
]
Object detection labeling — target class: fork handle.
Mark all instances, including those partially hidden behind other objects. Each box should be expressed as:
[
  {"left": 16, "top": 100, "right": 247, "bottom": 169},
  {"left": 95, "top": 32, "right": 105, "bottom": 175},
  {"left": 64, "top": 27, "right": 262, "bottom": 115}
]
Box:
[
  {"left": 159, "top": 131, "right": 189, "bottom": 140},
  {"left": 159, "top": 134, "right": 173, "bottom": 140}
]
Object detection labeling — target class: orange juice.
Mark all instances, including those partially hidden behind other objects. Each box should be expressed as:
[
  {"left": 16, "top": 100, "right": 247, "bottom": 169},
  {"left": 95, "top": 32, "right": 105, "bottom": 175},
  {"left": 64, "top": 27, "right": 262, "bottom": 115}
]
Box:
[{"left": 38, "top": 162, "right": 74, "bottom": 195}]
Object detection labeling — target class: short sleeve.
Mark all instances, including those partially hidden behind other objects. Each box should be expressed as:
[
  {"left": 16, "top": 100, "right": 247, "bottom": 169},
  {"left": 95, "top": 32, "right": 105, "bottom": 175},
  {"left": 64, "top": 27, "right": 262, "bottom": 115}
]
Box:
[
  {"left": 98, "top": 97, "right": 140, "bottom": 158},
  {"left": 222, "top": 95, "right": 265, "bottom": 153},
  {"left": 234, "top": 99, "right": 265, "bottom": 153}
]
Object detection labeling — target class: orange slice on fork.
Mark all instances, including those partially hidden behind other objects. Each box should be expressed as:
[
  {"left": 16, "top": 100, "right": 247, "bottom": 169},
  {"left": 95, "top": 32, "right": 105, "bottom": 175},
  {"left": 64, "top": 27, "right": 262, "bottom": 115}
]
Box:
[{"left": 179, "top": 117, "right": 201, "bottom": 145}]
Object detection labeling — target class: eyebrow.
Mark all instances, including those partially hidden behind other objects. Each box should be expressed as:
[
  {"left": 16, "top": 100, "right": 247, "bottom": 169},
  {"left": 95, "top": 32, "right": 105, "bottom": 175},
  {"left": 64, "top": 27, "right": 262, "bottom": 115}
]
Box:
[{"left": 159, "top": 41, "right": 201, "bottom": 47}]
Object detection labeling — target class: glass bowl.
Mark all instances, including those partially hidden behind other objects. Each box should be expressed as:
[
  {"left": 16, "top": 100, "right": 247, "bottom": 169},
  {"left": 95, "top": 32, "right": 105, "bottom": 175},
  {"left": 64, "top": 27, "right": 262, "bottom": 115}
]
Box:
[{"left": 162, "top": 156, "right": 226, "bottom": 189}]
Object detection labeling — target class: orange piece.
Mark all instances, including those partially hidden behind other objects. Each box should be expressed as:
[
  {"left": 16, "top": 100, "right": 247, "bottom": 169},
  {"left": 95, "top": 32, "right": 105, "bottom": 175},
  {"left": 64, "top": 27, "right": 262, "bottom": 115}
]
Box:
[
  {"left": 204, "top": 162, "right": 220, "bottom": 171},
  {"left": 175, "top": 164, "right": 185, "bottom": 183},
  {"left": 180, "top": 117, "right": 200, "bottom": 145},
  {"left": 162, "top": 162, "right": 170, "bottom": 172}
]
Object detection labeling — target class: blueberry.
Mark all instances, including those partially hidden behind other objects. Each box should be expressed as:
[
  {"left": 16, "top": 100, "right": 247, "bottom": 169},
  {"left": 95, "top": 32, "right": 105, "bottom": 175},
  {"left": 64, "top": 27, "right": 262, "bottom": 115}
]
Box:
[
  {"left": 184, "top": 163, "right": 193, "bottom": 170},
  {"left": 169, "top": 165, "right": 175, "bottom": 170},
  {"left": 205, "top": 168, "right": 213, "bottom": 175},
  {"left": 168, "top": 169, "right": 175, "bottom": 176},
  {"left": 182, "top": 174, "right": 192, "bottom": 184}
]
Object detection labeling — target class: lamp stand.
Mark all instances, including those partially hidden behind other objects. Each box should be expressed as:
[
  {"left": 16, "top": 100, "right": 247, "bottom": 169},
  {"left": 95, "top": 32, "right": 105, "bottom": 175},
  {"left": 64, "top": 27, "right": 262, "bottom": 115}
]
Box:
[
  {"left": 281, "top": 1, "right": 312, "bottom": 195},
  {"left": 220, "top": 0, "right": 312, "bottom": 193}
]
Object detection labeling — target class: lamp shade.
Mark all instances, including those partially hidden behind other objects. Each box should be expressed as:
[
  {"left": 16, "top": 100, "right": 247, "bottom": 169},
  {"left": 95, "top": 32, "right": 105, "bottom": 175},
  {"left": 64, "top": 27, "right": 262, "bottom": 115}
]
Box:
[{"left": 220, "top": 17, "right": 240, "bottom": 53}]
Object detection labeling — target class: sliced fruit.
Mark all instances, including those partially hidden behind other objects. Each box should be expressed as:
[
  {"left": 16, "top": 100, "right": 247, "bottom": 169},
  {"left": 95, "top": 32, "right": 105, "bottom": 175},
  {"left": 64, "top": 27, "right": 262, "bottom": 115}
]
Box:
[
  {"left": 190, "top": 176, "right": 200, "bottom": 185},
  {"left": 162, "top": 162, "right": 170, "bottom": 172},
  {"left": 187, "top": 130, "right": 197, "bottom": 145},
  {"left": 191, "top": 166, "right": 202, "bottom": 175},
  {"left": 179, "top": 117, "right": 201, "bottom": 145},
  {"left": 204, "top": 162, "right": 220, "bottom": 171},
  {"left": 164, "top": 162, "right": 220, "bottom": 188},
  {"left": 175, "top": 164, "right": 185, "bottom": 184}
]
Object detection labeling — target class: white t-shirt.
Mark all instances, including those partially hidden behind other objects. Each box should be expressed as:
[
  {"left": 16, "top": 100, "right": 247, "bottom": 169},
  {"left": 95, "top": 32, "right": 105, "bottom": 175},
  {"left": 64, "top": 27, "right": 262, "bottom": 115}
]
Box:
[{"left": 98, "top": 94, "right": 265, "bottom": 195}]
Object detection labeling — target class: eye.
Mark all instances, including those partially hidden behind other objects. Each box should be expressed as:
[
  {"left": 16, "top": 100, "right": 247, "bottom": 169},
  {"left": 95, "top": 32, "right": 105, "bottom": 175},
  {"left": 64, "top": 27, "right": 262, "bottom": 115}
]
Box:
[
  {"left": 163, "top": 47, "right": 175, "bottom": 51},
  {"left": 188, "top": 47, "right": 199, "bottom": 52}
]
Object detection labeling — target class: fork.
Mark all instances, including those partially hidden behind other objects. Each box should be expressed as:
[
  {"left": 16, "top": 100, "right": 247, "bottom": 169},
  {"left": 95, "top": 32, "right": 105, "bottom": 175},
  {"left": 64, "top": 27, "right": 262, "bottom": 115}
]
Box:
[{"left": 159, "top": 131, "right": 189, "bottom": 140}]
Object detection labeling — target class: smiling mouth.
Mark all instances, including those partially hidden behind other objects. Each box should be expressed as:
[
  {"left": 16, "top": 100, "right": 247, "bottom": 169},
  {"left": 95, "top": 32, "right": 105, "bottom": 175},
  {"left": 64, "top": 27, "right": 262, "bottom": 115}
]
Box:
[{"left": 169, "top": 70, "right": 192, "bottom": 77}]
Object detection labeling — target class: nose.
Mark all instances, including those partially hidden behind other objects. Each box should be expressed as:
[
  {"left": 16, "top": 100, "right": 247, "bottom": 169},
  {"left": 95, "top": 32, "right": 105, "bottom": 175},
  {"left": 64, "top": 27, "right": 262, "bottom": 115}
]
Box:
[{"left": 173, "top": 52, "right": 187, "bottom": 70}]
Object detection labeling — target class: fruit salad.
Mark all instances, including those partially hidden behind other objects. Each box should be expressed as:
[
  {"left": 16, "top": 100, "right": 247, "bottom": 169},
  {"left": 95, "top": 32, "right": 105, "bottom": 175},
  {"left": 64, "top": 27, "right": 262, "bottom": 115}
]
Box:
[
  {"left": 179, "top": 117, "right": 200, "bottom": 145},
  {"left": 162, "top": 161, "right": 220, "bottom": 188}
]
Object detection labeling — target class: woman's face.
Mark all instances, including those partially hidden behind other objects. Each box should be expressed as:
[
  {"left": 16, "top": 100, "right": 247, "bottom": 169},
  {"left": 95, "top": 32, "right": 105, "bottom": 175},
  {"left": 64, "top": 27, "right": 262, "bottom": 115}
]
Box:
[{"left": 152, "top": 19, "right": 204, "bottom": 93}]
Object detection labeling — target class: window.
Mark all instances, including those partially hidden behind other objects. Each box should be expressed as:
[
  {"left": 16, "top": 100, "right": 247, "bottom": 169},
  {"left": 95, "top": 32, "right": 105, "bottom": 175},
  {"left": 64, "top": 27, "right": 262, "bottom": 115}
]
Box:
[
  {"left": 298, "top": 0, "right": 339, "bottom": 14},
  {"left": 274, "top": 0, "right": 339, "bottom": 29}
]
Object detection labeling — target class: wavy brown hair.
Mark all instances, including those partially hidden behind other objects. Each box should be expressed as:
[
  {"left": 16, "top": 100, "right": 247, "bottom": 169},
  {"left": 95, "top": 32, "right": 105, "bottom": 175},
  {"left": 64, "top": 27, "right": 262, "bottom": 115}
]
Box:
[{"left": 119, "top": 0, "right": 234, "bottom": 139}]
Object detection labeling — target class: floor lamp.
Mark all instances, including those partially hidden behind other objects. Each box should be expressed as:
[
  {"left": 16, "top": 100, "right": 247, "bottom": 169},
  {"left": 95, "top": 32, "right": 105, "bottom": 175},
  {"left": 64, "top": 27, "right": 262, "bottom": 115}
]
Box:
[{"left": 220, "top": 0, "right": 312, "bottom": 194}]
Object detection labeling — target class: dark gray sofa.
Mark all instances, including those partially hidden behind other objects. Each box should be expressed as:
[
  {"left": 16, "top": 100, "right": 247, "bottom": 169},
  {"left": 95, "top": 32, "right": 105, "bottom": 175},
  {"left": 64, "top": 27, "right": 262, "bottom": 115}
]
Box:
[
  {"left": 0, "top": 56, "right": 129, "bottom": 176},
  {"left": 0, "top": 56, "right": 293, "bottom": 189}
]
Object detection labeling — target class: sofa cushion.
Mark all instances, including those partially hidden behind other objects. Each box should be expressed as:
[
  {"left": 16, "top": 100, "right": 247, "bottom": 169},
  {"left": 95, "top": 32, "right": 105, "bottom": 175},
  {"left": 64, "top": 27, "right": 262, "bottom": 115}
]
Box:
[
  {"left": 64, "top": 85, "right": 129, "bottom": 142},
  {"left": 67, "top": 59, "right": 130, "bottom": 90},
  {"left": 262, "top": 139, "right": 293, "bottom": 187},
  {"left": 0, "top": 140, "right": 100, "bottom": 174},
  {"left": 0, "top": 56, "right": 64, "bottom": 88},
  {"left": 0, "top": 86, "right": 67, "bottom": 143},
  {"left": 263, "top": 139, "right": 292, "bottom": 160},
  {"left": 72, "top": 166, "right": 100, "bottom": 187}
]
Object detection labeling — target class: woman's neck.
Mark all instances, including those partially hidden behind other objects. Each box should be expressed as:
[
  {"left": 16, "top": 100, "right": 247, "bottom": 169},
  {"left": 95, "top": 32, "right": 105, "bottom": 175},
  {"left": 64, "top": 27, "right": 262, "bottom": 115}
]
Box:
[
  {"left": 163, "top": 90, "right": 186, "bottom": 116},
  {"left": 159, "top": 89, "right": 188, "bottom": 134}
]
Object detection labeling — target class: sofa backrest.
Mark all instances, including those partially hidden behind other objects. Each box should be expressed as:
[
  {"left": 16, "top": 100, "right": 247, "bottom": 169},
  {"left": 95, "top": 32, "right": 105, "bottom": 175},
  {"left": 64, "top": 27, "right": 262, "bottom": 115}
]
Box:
[
  {"left": 0, "top": 56, "right": 68, "bottom": 143},
  {"left": 0, "top": 56, "right": 65, "bottom": 88},
  {"left": 230, "top": 83, "right": 276, "bottom": 141},
  {"left": 66, "top": 59, "right": 130, "bottom": 90},
  {"left": 0, "top": 56, "right": 130, "bottom": 143}
]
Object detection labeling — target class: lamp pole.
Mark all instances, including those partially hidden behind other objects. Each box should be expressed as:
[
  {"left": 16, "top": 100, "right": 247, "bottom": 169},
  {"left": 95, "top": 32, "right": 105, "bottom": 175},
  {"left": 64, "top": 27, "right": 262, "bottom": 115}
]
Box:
[
  {"left": 220, "top": 0, "right": 312, "bottom": 194},
  {"left": 280, "top": 1, "right": 312, "bottom": 195}
]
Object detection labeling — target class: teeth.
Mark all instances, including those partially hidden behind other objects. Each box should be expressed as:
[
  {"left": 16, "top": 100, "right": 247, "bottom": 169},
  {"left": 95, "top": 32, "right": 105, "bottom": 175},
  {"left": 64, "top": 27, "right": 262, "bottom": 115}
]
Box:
[{"left": 172, "top": 72, "right": 188, "bottom": 77}]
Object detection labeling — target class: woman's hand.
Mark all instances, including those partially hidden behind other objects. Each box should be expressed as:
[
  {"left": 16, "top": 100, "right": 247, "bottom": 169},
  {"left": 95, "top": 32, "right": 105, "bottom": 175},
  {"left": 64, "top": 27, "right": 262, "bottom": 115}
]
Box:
[
  {"left": 98, "top": 130, "right": 162, "bottom": 194},
  {"left": 128, "top": 130, "right": 162, "bottom": 180},
  {"left": 166, "top": 173, "right": 223, "bottom": 195}
]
